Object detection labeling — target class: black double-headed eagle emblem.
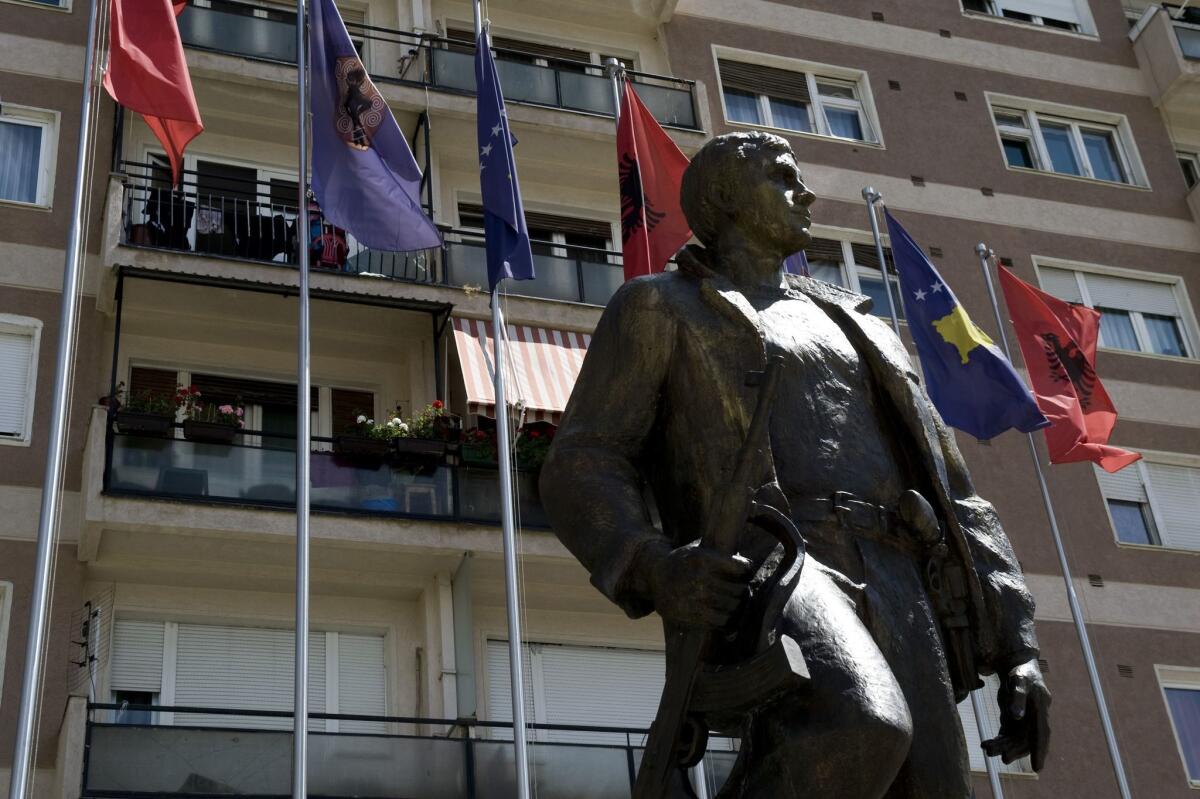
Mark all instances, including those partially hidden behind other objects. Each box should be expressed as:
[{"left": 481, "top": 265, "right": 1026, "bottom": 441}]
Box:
[
  {"left": 1038, "top": 332, "right": 1097, "bottom": 409},
  {"left": 619, "top": 153, "right": 665, "bottom": 243}
]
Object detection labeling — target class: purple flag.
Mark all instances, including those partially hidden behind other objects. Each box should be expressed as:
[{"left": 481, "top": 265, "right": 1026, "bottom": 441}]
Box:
[
  {"left": 309, "top": 0, "right": 440, "bottom": 251},
  {"left": 784, "top": 249, "right": 810, "bottom": 276}
]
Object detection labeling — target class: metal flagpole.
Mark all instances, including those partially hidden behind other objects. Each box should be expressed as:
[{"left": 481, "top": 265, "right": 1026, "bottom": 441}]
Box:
[
  {"left": 969, "top": 690, "right": 1005, "bottom": 798},
  {"left": 861, "top": 188, "right": 901, "bottom": 337},
  {"left": 605, "top": 56, "right": 622, "bottom": 131},
  {"left": 974, "top": 244, "right": 1133, "bottom": 799},
  {"left": 475, "top": 4, "right": 532, "bottom": 798},
  {"left": 7, "top": 1, "right": 103, "bottom": 796},
  {"left": 293, "top": 0, "right": 311, "bottom": 796}
]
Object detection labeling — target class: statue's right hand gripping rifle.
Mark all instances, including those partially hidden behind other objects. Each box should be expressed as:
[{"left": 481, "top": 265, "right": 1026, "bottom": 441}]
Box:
[{"left": 634, "top": 356, "right": 810, "bottom": 799}]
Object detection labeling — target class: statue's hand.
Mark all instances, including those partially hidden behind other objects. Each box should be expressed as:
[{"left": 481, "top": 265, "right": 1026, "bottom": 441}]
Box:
[
  {"left": 634, "top": 542, "right": 752, "bottom": 629},
  {"left": 982, "top": 658, "right": 1051, "bottom": 772}
]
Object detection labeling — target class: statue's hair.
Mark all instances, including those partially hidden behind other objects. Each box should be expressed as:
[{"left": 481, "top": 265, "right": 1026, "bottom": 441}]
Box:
[{"left": 680, "top": 131, "right": 793, "bottom": 248}]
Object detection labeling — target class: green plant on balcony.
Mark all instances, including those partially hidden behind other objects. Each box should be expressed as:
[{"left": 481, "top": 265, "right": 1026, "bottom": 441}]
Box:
[
  {"left": 111, "top": 381, "right": 176, "bottom": 436},
  {"left": 409, "top": 400, "right": 462, "bottom": 443},
  {"left": 515, "top": 423, "right": 556, "bottom": 472},
  {"left": 461, "top": 427, "right": 498, "bottom": 466},
  {"left": 176, "top": 385, "right": 245, "bottom": 444}
]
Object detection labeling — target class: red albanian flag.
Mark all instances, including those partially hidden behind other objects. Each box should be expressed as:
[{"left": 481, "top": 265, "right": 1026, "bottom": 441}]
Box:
[
  {"left": 998, "top": 266, "right": 1140, "bottom": 473},
  {"left": 103, "top": 0, "right": 204, "bottom": 186},
  {"left": 616, "top": 78, "right": 691, "bottom": 281}
]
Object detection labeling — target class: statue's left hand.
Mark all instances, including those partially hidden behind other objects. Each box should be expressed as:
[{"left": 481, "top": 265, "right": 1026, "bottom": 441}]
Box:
[{"left": 982, "top": 658, "right": 1051, "bottom": 771}]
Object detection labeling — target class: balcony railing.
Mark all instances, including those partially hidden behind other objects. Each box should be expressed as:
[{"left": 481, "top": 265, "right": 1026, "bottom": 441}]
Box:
[
  {"left": 103, "top": 421, "right": 547, "bottom": 527},
  {"left": 84, "top": 704, "right": 736, "bottom": 798},
  {"left": 118, "top": 162, "right": 626, "bottom": 306},
  {"left": 175, "top": 0, "right": 699, "bottom": 129}
]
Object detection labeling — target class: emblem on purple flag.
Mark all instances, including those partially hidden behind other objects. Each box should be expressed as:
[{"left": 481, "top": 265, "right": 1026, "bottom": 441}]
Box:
[{"left": 309, "top": 0, "right": 440, "bottom": 252}]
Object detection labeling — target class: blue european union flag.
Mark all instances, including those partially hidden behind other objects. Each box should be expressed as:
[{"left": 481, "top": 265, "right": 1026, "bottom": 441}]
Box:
[
  {"left": 476, "top": 28, "right": 534, "bottom": 291},
  {"left": 884, "top": 210, "right": 1048, "bottom": 441}
]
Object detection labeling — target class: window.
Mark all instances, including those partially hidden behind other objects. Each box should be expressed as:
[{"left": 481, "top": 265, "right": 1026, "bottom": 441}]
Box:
[
  {"left": 993, "top": 105, "right": 1137, "bottom": 184},
  {"left": 0, "top": 581, "right": 11, "bottom": 711},
  {"left": 961, "top": 0, "right": 1091, "bottom": 33},
  {"left": 1037, "top": 264, "right": 1196, "bottom": 358},
  {"left": 1178, "top": 151, "right": 1200, "bottom": 190},
  {"left": 718, "top": 59, "right": 878, "bottom": 144},
  {"left": 0, "top": 315, "right": 43, "bottom": 446},
  {"left": 804, "top": 237, "right": 905, "bottom": 321},
  {"left": 958, "top": 674, "right": 1033, "bottom": 774},
  {"left": 1157, "top": 666, "right": 1200, "bottom": 786},
  {"left": 0, "top": 106, "right": 57, "bottom": 206},
  {"left": 1096, "top": 456, "right": 1200, "bottom": 551}
]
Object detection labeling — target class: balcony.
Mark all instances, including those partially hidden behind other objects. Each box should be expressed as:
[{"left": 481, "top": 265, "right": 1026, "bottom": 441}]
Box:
[
  {"left": 117, "top": 162, "right": 626, "bottom": 307},
  {"left": 1130, "top": 5, "right": 1200, "bottom": 126},
  {"left": 176, "top": 0, "right": 699, "bottom": 130},
  {"left": 83, "top": 705, "right": 736, "bottom": 798},
  {"left": 103, "top": 421, "right": 547, "bottom": 527}
]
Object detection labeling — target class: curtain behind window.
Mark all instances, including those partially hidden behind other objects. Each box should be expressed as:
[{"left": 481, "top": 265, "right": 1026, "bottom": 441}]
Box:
[{"left": 0, "top": 120, "right": 43, "bottom": 204}]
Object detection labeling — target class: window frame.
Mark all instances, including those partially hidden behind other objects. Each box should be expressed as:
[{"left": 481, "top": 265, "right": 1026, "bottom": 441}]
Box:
[
  {"left": 959, "top": 0, "right": 1097, "bottom": 36},
  {"left": 987, "top": 95, "right": 1147, "bottom": 188},
  {"left": 0, "top": 314, "right": 43, "bottom": 447},
  {"left": 714, "top": 47, "right": 883, "bottom": 148},
  {"left": 804, "top": 231, "right": 904, "bottom": 323},
  {"left": 1032, "top": 257, "right": 1198, "bottom": 361},
  {"left": 0, "top": 104, "right": 59, "bottom": 208},
  {"left": 0, "top": 0, "right": 71, "bottom": 12},
  {"left": 0, "top": 581, "right": 11, "bottom": 711},
  {"left": 1155, "top": 665, "right": 1200, "bottom": 788},
  {"left": 1177, "top": 150, "right": 1200, "bottom": 191},
  {"left": 1096, "top": 451, "right": 1200, "bottom": 554}
]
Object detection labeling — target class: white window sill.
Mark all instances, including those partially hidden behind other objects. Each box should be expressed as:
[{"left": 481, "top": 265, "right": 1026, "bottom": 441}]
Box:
[
  {"left": 0, "top": 197, "right": 53, "bottom": 212},
  {"left": 0, "top": 437, "right": 32, "bottom": 448},
  {"left": 1113, "top": 541, "right": 1200, "bottom": 556},
  {"left": 961, "top": 9, "right": 1098, "bottom": 40},
  {"left": 1003, "top": 164, "right": 1150, "bottom": 191},
  {"left": 0, "top": 0, "right": 70, "bottom": 11},
  {"left": 1096, "top": 346, "right": 1198, "bottom": 364},
  {"left": 725, "top": 119, "right": 885, "bottom": 151}
]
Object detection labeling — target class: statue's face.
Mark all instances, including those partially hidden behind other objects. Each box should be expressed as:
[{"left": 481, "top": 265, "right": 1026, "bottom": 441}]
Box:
[{"left": 739, "top": 148, "right": 815, "bottom": 256}]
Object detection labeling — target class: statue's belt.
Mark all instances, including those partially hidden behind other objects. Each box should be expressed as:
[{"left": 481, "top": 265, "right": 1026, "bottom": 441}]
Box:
[{"left": 790, "top": 491, "right": 925, "bottom": 557}]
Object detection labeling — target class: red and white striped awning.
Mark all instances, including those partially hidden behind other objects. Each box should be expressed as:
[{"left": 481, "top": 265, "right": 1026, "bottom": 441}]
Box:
[{"left": 451, "top": 317, "right": 592, "bottom": 424}]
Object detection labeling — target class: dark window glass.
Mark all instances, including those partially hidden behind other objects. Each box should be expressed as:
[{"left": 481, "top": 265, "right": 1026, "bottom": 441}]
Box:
[
  {"left": 724, "top": 89, "right": 762, "bottom": 125},
  {"left": 962, "top": 0, "right": 990, "bottom": 12},
  {"left": 768, "top": 97, "right": 812, "bottom": 133},
  {"left": 1040, "top": 123, "right": 1082, "bottom": 176},
  {"left": 113, "top": 690, "right": 154, "bottom": 725},
  {"left": 1001, "top": 9, "right": 1034, "bottom": 22},
  {"left": 1002, "top": 138, "right": 1036, "bottom": 169},
  {"left": 1040, "top": 17, "right": 1078, "bottom": 30},
  {"left": 1081, "top": 130, "right": 1126, "bottom": 183},
  {"left": 859, "top": 274, "right": 906, "bottom": 320},
  {"left": 1164, "top": 688, "right": 1200, "bottom": 780},
  {"left": 1179, "top": 156, "right": 1199, "bottom": 189},
  {"left": 564, "top": 232, "right": 611, "bottom": 263},
  {"left": 1143, "top": 313, "right": 1188, "bottom": 357},
  {"left": 1107, "top": 499, "right": 1157, "bottom": 545}
]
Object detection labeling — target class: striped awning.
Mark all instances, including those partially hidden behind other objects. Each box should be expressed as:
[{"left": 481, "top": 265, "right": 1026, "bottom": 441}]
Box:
[{"left": 451, "top": 318, "right": 591, "bottom": 424}]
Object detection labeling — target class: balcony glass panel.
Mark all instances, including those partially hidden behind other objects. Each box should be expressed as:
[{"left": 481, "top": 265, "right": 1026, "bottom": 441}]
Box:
[
  {"left": 560, "top": 71, "right": 615, "bottom": 115},
  {"left": 459, "top": 466, "right": 548, "bottom": 527},
  {"left": 496, "top": 60, "right": 559, "bottom": 106},
  {"left": 431, "top": 47, "right": 478, "bottom": 92},
  {"left": 634, "top": 82, "right": 698, "bottom": 129},
  {"left": 443, "top": 240, "right": 621, "bottom": 306},
  {"left": 178, "top": 4, "right": 296, "bottom": 63},
  {"left": 473, "top": 740, "right": 632, "bottom": 799}
]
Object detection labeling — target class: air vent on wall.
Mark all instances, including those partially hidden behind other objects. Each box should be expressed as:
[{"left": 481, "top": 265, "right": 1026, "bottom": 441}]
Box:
[
  {"left": 981, "top": 187, "right": 995, "bottom": 197},
  {"left": 1088, "top": 574, "right": 1104, "bottom": 587},
  {"left": 1038, "top": 658, "right": 1050, "bottom": 674},
  {"left": 940, "top": 29, "right": 953, "bottom": 37},
  {"left": 929, "top": 246, "right": 944, "bottom": 258},
  {"left": 872, "top": 11, "right": 885, "bottom": 21},
  {"left": 999, "top": 257, "right": 1014, "bottom": 267},
  {"left": 954, "top": 91, "right": 968, "bottom": 102},
  {"left": 1117, "top": 664, "right": 1134, "bottom": 679},
  {"left": 911, "top": 176, "right": 926, "bottom": 187}
]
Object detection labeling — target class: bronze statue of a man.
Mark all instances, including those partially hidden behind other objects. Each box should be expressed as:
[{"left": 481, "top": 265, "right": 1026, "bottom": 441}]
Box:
[{"left": 540, "top": 132, "right": 1050, "bottom": 798}]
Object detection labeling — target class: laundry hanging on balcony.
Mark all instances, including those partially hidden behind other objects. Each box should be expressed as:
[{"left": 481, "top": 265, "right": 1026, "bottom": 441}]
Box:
[{"left": 451, "top": 318, "right": 590, "bottom": 424}]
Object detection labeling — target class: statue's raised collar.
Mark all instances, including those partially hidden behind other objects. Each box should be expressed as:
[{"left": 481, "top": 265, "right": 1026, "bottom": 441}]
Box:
[{"left": 675, "top": 244, "right": 874, "bottom": 314}]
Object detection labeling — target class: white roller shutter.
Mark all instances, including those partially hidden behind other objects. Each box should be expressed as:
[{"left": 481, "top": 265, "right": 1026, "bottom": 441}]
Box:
[
  {"left": 174, "top": 624, "right": 326, "bottom": 730},
  {"left": 537, "top": 644, "right": 664, "bottom": 745},
  {"left": 1083, "top": 274, "right": 1180, "bottom": 316},
  {"left": 0, "top": 330, "right": 34, "bottom": 439},
  {"left": 1037, "top": 267, "right": 1083, "bottom": 303},
  {"left": 1094, "top": 463, "right": 1147, "bottom": 503},
  {"left": 1146, "top": 463, "right": 1200, "bottom": 551},
  {"left": 337, "top": 634, "right": 387, "bottom": 733},
  {"left": 957, "top": 676, "right": 1031, "bottom": 773},
  {"left": 486, "top": 640, "right": 537, "bottom": 740},
  {"left": 110, "top": 620, "right": 165, "bottom": 692},
  {"left": 996, "top": 0, "right": 1082, "bottom": 25}
]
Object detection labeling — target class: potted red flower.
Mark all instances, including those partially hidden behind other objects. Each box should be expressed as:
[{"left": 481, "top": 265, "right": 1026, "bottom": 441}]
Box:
[
  {"left": 515, "top": 423, "right": 556, "bottom": 472},
  {"left": 112, "top": 382, "right": 175, "bottom": 436},
  {"left": 177, "top": 385, "right": 244, "bottom": 444},
  {"left": 460, "top": 427, "right": 498, "bottom": 467}
]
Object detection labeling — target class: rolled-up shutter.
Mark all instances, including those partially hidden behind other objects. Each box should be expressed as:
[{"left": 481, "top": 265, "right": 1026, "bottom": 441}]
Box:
[
  {"left": 850, "top": 242, "right": 895, "bottom": 274},
  {"left": 718, "top": 60, "right": 810, "bottom": 103},
  {"left": 485, "top": 640, "right": 536, "bottom": 740},
  {"left": 1146, "top": 463, "right": 1200, "bottom": 551},
  {"left": 997, "top": 0, "right": 1082, "bottom": 26},
  {"left": 338, "top": 634, "right": 388, "bottom": 733},
  {"left": 1037, "top": 267, "right": 1084, "bottom": 303},
  {"left": 110, "top": 620, "right": 165, "bottom": 693},
  {"left": 1094, "top": 463, "right": 1147, "bottom": 503},
  {"left": 958, "top": 676, "right": 1031, "bottom": 773},
  {"left": 0, "top": 331, "right": 34, "bottom": 439},
  {"left": 1083, "top": 274, "right": 1181, "bottom": 317},
  {"left": 537, "top": 644, "right": 664, "bottom": 745}
]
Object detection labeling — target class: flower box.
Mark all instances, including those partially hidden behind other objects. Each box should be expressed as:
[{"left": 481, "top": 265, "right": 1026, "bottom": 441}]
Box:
[
  {"left": 393, "top": 437, "right": 447, "bottom": 457},
  {"left": 334, "top": 435, "right": 392, "bottom": 458},
  {"left": 182, "top": 419, "right": 239, "bottom": 445},
  {"left": 460, "top": 443, "right": 498, "bottom": 467},
  {"left": 114, "top": 410, "right": 174, "bottom": 437}
]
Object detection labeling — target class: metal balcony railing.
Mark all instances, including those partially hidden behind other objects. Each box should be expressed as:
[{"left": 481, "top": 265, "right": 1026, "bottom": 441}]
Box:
[
  {"left": 175, "top": 0, "right": 700, "bottom": 129},
  {"left": 118, "top": 161, "right": 627, "bottom": 306},
  {"left": 102, "top": 419, "right": 547, "bottom": 528},
  {"left": 83, "top": 703, "right": 737, "bottom": 798}
]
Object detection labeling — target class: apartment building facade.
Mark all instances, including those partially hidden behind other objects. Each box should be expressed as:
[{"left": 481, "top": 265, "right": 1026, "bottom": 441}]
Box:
[{"left": 0, "top": 0, "right": 1197, "bottom": 797}]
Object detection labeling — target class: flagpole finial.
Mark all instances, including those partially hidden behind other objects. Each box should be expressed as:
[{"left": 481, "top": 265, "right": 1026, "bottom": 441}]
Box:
[
  {"left": 604, "top": 56, "right": 625, "bottom": 81},
  {"left": 975, "top": 243, "right": 989, "bottom": 257},
  {"left": 862, "top": 186, "right": 882, "bottom": 204}
]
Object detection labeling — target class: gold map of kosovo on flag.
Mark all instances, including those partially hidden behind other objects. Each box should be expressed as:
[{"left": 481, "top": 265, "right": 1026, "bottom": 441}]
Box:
[{"left": 933, "top": 305, "right": 995, "bottom": 364}]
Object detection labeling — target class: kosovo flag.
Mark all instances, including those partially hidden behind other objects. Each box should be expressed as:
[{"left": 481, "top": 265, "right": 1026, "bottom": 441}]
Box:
[{"left": 885, "top": 211, "right": 1048, "bottom": 440}]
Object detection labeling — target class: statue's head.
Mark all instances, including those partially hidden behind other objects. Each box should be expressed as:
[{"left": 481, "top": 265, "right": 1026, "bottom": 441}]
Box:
[{"left": 680, "top": 131, "right": 815, "bottom": 258}]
